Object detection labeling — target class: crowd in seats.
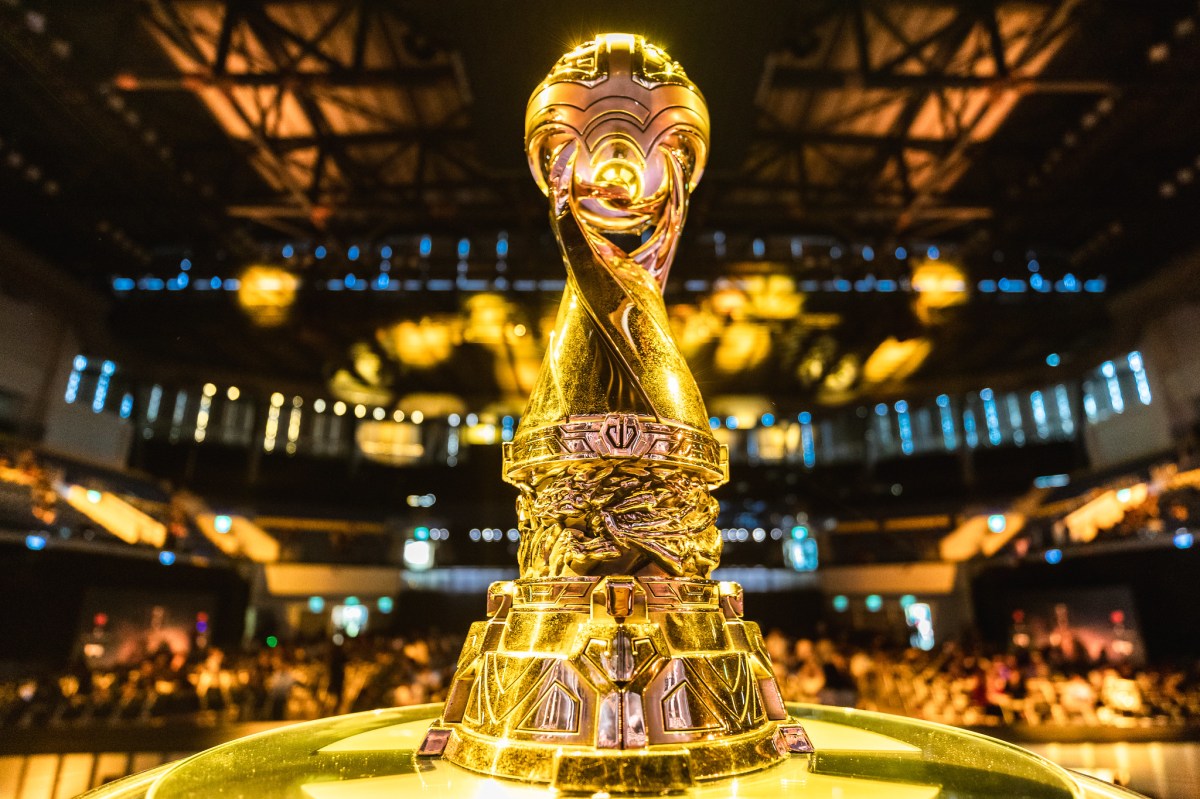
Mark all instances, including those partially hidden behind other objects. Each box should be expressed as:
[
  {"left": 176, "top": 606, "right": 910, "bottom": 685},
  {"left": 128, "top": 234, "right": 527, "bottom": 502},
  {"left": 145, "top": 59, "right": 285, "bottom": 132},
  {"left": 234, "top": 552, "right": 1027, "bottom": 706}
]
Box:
[
  {"left": 767, "top": 633, "right": 1200, "bottom": 728},
  {"left": 3, "top": 632, "right": 1199, "bottom": 731},
  {"left": 0, "top": 634, "right": 461, "bottom": 728}
]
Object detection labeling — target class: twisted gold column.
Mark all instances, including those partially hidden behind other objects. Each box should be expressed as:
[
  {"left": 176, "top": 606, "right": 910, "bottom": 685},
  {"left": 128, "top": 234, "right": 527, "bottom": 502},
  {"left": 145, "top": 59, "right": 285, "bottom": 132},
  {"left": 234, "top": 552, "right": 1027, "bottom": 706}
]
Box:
[{"left": 421, "top": 34, "right": 811, "bottom": 793}]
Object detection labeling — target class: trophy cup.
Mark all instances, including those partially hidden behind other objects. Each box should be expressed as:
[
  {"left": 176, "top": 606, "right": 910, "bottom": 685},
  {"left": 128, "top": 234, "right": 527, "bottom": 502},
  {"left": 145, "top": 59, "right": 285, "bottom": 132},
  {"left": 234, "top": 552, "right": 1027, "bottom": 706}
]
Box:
[{"left": 418, "top": 33, "right": 812, "bottom": 793}]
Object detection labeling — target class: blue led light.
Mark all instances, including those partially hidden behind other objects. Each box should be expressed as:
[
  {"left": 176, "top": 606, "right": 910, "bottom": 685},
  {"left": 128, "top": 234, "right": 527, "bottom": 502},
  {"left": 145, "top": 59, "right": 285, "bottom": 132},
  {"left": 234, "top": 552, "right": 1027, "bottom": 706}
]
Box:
[
  {"left": 1045, "top": 548, "right": 1063, "bottom": 564},
  {"left": 345, "top": 596, "right": 360, "bottom": 606},
  {"left": 709, "top": 416, "right": 720, "bottom": 429},
  {"left": 381, "top": 245, "right": 393, "bottom": 258},
  {"left": 927, "top": 245, "right": 940, "bottom": 260},
  {"left": 210, "top": 276, "right": 222, "bottom": 289},
  {"left": 214, "top": 515, "right": 232, "bottom": 534},
  {"left": 376, "top": 274, "right": 390, "bottom": 289},
  {"left": 1046, "top": 353, "right": 1061, "bottom": 367},
  {"left": 458, "top": 238, "right": 470, "bottom": 259},
  {"left": 862, "top": 246, "right": 874, "bottom": 261},
  {"left": 980, "top": 388, "right": 994, "bottom": 401},
  {"left": 419, "top": 236, "right": 432, "bottom": 257},
  {"left": 725, "top": 416, "right": 739, "bottom": 430},
  {"left": 987, "top": 514, "right": 1007, "bottom": 533},
  {"left": 760, "top": 413, "right": 775, "bottom": 427},
  {"left": 894, "top": 400, "right": 908, "bottom": 413},
  {"left": 282, "top": 244, "right": 294, "bottom": 258},
  {"left": 348, "top": 245, "right": 360, "bottom": 261},
  {"left": 309, "top": 596, "right": 325, "bottom": 613},
  {"left": 377, "top": 596, "right": 394, "bottom": 613},
  {"left": 866, "top": 594, "right": 883, "bottom": 612},
  {"left": 315, "top": 245, "right": 327, "bottom": 259},
  {"left": 875, "top": 403, "right": 888, "bottom": 416},
  {"left": 1027, "top": 259, "right": 1039, "bottom": 272},
  {"left": 899, "top": 594, "right": 917, "bottom": 609},
  {"left": 936, "top": 394, "right": 950, "bottom": 408},
  {"left": 345, "top": 273, "right": 357, "bottom": 289},
  {"left": 415, "top": 526, "right": 430, "bottom": 541},
  {"left": 180, "top": 258, "right": 191, "bottom": 271},
  {"left": 25, "top": 534, "right": 47, "bottom": 551},
  {"left": 798, "top": 411, "right": 812, "bottom": 424},
  {"left": 158, "top": 551, "right": 176, "bottom": 566},
  {"left": 119, "top": 393, "right": 133, "bottom": 419},
  {"left": 112, "top": 277, "right": 135, "bottom": 291},
  {"left": 1176, "top": 530, "right": 1195, "bottom": 549},
  {"left": 895, "top": 246, "right": 907, "bottom": 259},
  {"left": 791, "top": 525, "right": 808, "bottom": 540},
  {"left": 752, "top": 238, "right": 765, "bottom": 258},
  {"left": 832, "top": 595, "right": 849, "bottom": 612}
]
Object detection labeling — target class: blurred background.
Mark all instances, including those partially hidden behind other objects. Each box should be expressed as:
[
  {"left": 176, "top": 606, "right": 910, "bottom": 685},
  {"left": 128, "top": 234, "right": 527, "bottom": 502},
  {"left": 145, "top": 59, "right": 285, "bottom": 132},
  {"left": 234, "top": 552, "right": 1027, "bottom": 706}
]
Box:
[{"left": 1, "top": 1, "right": 1200, "bottom": 797}]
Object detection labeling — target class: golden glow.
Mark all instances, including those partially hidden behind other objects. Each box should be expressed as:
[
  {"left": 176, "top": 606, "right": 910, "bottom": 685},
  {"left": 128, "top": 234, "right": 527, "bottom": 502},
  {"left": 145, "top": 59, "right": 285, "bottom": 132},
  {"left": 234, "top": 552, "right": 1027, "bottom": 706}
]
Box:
[
  {"left": 202, "top": 382, "right": 217, "bottom": 397},
  {"left": 911, "top": 258, "right": 968, "bottom": 324},
  {"left": 378, "top": 317, "right": 459, "bottom": 368},
  {"left": 237, "top": 265, "right": 298, "bottom": 327},
  {"left": 714, "top": 321, "right": 771, "bottom": 374},
  {"left": 862, "top": 337, "right": 932, "bottom": 384},
  {"left": 355, "top": 420, "right": 424, "bottom": 465},
  {"left": 63, "top": 485, "right": 166, "bottom": 547},
  {"left": 226, "top": 386, "right": 240, "bottom": 401}
]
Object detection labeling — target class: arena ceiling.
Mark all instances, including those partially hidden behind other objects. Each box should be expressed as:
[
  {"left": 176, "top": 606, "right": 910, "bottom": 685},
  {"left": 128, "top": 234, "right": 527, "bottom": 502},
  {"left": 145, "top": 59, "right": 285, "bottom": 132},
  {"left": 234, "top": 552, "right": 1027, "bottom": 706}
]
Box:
[{"left": 2, "top": 1, "right": 1200, "bottom": 408}]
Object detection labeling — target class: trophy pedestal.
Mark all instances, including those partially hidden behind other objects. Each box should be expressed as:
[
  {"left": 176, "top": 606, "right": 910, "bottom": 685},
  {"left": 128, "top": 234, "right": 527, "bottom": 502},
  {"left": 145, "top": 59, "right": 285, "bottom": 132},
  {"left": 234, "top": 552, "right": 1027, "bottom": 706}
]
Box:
[
  {"left": 424, "top": 576, "right": 803, "bottom": 792},
  {"left": 82, "top": 702, "right": 1146, "bottom": 799}
]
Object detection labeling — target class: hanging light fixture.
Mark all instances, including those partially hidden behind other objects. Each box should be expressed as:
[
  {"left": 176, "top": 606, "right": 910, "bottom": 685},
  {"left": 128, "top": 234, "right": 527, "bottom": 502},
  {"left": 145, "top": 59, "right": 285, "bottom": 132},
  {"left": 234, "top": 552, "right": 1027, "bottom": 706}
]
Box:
[{"left": 237, "top": 265, "right": 299, "bottom": 327}]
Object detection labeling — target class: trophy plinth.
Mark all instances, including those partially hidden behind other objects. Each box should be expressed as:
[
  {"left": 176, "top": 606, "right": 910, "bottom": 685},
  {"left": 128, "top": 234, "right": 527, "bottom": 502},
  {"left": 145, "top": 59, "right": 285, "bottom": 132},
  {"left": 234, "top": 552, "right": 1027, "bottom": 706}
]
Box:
[
  {"left": 427, "top": 575, "right": 799, "bottom": 792},
  {"left": 421, "top": 34, "right": 809, "bottom": 792}
]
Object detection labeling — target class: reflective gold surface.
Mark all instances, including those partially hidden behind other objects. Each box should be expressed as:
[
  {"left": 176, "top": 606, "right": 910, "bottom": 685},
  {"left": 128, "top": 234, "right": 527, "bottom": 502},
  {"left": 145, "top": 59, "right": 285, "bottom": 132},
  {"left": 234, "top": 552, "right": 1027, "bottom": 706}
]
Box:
[{"left": 81, "top": 703, "right": 1146, "bottom": 799}]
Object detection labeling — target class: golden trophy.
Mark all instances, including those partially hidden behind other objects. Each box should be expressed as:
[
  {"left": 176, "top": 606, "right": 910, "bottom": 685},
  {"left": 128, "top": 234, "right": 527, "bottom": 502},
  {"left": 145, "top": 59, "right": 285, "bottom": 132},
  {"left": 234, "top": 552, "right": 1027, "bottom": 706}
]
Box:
[
  {"left": 80, "top": 33, "right": 1146, "bottom": 799},
  {"left": 417, "top": 33, "right": 812, "bottom": 793}
]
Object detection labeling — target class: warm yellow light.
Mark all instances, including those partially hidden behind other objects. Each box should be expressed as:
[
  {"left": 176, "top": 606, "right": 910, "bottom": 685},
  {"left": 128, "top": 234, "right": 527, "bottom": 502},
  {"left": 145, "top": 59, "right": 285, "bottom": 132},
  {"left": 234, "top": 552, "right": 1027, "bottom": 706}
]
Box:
[
  {"left": 237, "top": 265, "right": 299, "bottom": 327},
  {"left": 911, "top": 259, "right": 968, "bottom": 323},
  {"left": 714, "top": 321, "right": 771, "bottom": 374},
  {"left": 202, "top": 382, "right": 217, "bottom": 397},
  {"left": 862, "top": 337, "right": 932, "bottom": 384},
  {"left": 411, "top": 410, "right": 424, "bottom": 424},
  {"left": 226, "top": 386, "right": 240, "bottom": 401},
  {"left": 313, "top": 398, "right": 326, "bottom": 413},
  {"left": 379, "top": 317, "right": 458, "bottom": 368},
  {"left": 354, "top": 404, "right": 366, "bottom": 419},
  {"left": 333, "top": 401, "right": 346, "bottom": 416},
  {"left": 270, "top": 392, "right": 284, "bottom": 406},
  {"left": 355, "top": 420, "right": 424, "bottom": 466}
]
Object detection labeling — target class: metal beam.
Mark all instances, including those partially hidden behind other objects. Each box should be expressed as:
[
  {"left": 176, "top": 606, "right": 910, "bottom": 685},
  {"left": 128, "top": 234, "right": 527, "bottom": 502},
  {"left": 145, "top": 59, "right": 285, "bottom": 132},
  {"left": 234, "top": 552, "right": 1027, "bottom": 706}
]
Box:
[
  {"left": 768, "top": 66, "right": 1117, "bottom": 94},
  {"left": 110, "top": 66, "right": 456, "bottom": 91}
]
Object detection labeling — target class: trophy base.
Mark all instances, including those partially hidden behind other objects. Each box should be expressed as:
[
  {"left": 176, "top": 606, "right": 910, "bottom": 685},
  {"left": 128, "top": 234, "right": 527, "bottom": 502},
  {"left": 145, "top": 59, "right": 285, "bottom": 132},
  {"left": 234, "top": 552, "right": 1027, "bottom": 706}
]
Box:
[
  {"left": 426, "top": 576, "right": 797, "bottom": 792},
  {"left": 81, "top": 702, "right": 1147, "bottom": 799}
]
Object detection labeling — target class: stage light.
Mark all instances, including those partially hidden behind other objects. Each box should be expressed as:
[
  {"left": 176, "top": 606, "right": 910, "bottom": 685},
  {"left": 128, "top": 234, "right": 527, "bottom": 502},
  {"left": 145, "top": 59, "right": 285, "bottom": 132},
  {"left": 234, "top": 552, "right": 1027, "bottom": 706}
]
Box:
[
  {"left": 158, "top": 551, "right": 176, "bottom": 566},
  {"left": 987, "top": 514, "right": 1007, "bottom": 533},
  {"left": 832, "top": 595, "right": 849, "bottom": 612},
  {"left": 308, "top": 596, "right": 325, "bottom": 613},
  {"left": 266, "top": 635, "right": 278, "bottom": 648},
  {"left": 238, "top": 265, "right": 298, "bottom": 327},
  {"left": 1175, "top": 530, "right": 1195, "bottom": 549},
  {"left": 214, "top": 515, "right": 232, "bottom": 534},
  {"left": 404, "top": 539, "right": 434, "bottom": 571},
  {"left": 900, "top": 594, "right": 917, "bottom": 609},
  {"left": 227, "top": 386, "right": 240, "bottom": 401},
  {"left": 1045, "top": 548, "right": 1063, "bottom": 564},
  {"left": 377, "top": 596, "right": 394, "bottom": 613},
  {"left": 865, "top": 594, "right": 883, "bottom": 612},
  {"left": 25, "top": 534, "right": 47, "bottom": 551},
  {"left": 86, "top": 490, "right": 102, "bottom": 504}
]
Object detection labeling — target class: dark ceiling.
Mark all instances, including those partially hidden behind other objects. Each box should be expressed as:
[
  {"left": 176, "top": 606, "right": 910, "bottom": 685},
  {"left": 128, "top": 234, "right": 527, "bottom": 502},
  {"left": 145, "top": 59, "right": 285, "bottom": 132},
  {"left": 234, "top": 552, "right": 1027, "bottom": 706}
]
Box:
[{"left": 2, "top": 1, "right": 1200, "bottom": 405}]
